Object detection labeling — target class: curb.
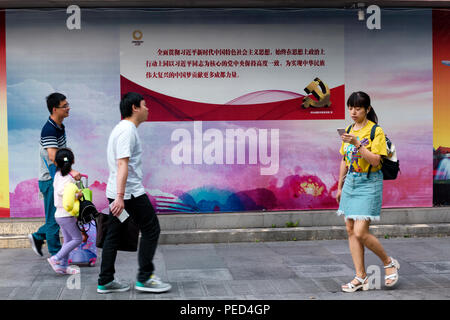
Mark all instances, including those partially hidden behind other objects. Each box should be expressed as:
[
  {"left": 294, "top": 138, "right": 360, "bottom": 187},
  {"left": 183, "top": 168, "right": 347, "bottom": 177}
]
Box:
[
  {"left": 2, "top": 223, "right": 450, "bottom": 248},
  {"left": 2, "top": 208, "right": 449, "bottom": 248},
  {"left": 159, "top": 223, "right": 450, "bottom": 244}
]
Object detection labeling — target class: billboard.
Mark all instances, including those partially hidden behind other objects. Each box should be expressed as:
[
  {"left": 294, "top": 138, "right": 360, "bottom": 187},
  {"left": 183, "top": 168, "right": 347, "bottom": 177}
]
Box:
[{"left": 1, "top": 8, "right": 441, "bottom": 217}]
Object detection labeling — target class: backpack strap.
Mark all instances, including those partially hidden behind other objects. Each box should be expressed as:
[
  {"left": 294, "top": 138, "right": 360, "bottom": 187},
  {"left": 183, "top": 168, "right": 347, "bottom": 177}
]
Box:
[
  {"left": 346, "top": 124, "right": 353, "bottom": 134},
  {"left": 367, "top": 124, "right": 379, "bottom": 179},
  {"left": 370, "top": 124, "right": 378, "bottom": 141}
]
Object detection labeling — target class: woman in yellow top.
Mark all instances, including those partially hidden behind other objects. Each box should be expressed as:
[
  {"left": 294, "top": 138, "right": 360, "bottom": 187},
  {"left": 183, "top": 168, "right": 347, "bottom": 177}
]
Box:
[{"left": 336, "top": 91, "right": 400, "bottom": 292}]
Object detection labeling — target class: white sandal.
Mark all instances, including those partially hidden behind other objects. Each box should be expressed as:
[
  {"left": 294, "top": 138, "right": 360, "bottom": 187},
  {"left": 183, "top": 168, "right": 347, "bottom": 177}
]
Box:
[
  {"left": 341, "top": 276, "right": 369, "bottom": 293},
  {"left": 384, "top": 257, "right": 400, "bottom": 287}
]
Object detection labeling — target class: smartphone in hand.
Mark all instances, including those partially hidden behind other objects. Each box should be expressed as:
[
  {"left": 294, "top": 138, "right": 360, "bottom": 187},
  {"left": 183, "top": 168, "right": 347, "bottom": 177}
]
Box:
[
  {"left": 117, "top": 209, "right": 129, "bottom": 223},
  {"left": 109, "top": 202, "right": 129, "bottom": 223},
  {"left": 337, "top": 128, "right": 346, "bottom": 136}
]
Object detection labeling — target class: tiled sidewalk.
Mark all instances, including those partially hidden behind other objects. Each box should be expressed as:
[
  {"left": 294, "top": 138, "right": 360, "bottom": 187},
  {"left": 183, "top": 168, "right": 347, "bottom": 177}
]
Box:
[{"left": 1, "top": 237, "right": 450, "bottom": 300}]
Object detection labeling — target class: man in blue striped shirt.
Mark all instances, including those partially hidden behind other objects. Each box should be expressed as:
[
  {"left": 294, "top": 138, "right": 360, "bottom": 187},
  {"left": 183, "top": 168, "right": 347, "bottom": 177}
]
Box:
[{"left": 28, "top": 93, "right": 79, "bottom": 257}]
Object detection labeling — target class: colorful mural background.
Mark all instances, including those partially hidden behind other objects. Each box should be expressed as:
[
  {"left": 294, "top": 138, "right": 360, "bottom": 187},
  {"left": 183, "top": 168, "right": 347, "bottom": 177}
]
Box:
[
  {"left": 433, "top": 9, "right": 450, "bottom": 205},
  {"left": 1, "top": 8, "right": 442, "bottom": 218}
]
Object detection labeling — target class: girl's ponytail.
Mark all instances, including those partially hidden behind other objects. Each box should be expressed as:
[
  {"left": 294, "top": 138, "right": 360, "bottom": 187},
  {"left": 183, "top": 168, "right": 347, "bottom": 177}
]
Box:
[
  {"left": 367, "top": 107, "right": 378, "bottom": 124},
  {"left": 54, "top": 148, "right": 75, "bottom": 177},
  {"left": 60, "top": 161, "right": 72, "bottom": 176}
]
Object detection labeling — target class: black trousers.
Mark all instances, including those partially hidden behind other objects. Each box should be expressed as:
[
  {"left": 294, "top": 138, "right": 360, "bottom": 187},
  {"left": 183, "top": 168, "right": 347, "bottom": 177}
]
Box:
[{"left": 98, "top": 194, "right": 160, "bottom": 285}]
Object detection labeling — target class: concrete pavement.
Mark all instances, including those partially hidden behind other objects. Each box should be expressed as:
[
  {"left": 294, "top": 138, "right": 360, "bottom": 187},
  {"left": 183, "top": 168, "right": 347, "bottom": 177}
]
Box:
[{"left": 1, "top": 236, "right": 450, "bottom": 300}]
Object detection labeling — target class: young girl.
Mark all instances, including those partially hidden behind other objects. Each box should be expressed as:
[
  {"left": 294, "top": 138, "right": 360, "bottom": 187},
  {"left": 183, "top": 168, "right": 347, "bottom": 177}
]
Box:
[
  {"left": 47, "top": 148, "right": 83, "bottom": 275},
  {"left": 336, "top": 91, "right": 400, "bottom": 292}
]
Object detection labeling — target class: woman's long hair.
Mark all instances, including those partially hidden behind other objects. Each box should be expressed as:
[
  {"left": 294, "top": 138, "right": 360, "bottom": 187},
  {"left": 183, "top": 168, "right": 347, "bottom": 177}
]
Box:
[
  {"left": 54, "top": 148, "right": 74, "bottom": 176},
  {"left": 346, "top": 91, "right": 378, "bottom": 124}
]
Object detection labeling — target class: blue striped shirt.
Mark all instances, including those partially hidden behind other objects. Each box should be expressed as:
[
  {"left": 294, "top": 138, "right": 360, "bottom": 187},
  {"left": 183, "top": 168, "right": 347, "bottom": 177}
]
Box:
[{"left": 39, "top": 117, "right": 66, "bottom": 181}]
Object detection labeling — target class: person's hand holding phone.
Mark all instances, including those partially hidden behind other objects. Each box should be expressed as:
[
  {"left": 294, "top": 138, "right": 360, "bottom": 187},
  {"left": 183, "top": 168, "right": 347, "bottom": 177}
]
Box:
[
  {"left": 341, "top": 133, "right": 359, "bottom": 146},
  {"left": 109, "top": 197, "right": 129, "bottom": 223},
  {"left": 110, "top": 197, "right": 125, "bottom": 217}
]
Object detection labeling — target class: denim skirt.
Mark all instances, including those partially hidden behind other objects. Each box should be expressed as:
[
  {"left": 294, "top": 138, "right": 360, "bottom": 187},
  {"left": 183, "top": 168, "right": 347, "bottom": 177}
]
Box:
[{"left": 337, "top": 170, "right": 383, "bottom": 221}]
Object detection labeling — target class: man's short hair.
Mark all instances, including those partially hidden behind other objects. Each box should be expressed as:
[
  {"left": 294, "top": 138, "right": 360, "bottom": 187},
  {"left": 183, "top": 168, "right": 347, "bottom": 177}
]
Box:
[
  {"left": 120, "top": 92, "right": 144, "bottom": 118},
  {"left": 46, "top": 93, "right": 66, "bottom": 114}
]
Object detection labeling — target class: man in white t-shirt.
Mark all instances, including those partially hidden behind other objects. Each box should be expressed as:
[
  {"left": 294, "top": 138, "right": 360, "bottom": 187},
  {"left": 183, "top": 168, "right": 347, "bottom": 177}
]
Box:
[{"left": 97, "top": 92, "right": 171, "bottom": 294}]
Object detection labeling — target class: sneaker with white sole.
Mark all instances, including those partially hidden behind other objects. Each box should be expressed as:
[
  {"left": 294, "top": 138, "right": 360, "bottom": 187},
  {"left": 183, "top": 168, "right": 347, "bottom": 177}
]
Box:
[
  {"left": 28, "top": 234, "right": 44, "bottom": 257},
  {"left": 65, "top": 265, "right": 80, "bottom": 275},
  {"left": 47, "top": 256, "right": 66, "bottom": 274},
  {"left": 97, "top": 280, "right": 131, "bottom": 294},
  {"left": 135, "top": 274, "right": 172, "bottom": 293}
]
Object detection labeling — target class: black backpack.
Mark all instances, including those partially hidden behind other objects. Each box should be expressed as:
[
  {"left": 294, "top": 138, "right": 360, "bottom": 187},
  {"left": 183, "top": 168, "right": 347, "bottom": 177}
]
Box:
[
  {"left": 77, "top": 199, "right": 99, "bottom": 229},
  {"left": 346, "top": 124, "right": 400, "bottom": 180},
  {"left": 74, "top": 178, "right": 100, "bottom": 232}
]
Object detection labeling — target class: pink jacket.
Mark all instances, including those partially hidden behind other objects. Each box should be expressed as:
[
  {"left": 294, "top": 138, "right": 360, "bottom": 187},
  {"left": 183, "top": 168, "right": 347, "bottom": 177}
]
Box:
[{"left": 53, "top": 171, "right": 76, "bottom": 218}]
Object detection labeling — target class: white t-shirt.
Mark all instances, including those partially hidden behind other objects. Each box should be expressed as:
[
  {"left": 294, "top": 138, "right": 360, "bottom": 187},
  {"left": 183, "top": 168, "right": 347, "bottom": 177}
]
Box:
[{"left": 106, "top": 120, "right": 145, "bottom": 200}]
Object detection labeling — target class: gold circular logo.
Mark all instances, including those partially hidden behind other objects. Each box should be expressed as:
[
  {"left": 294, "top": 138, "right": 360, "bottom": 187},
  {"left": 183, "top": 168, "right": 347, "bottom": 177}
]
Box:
[{"left": 132, "top": 30, "right": 143, "bottom": 41}]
